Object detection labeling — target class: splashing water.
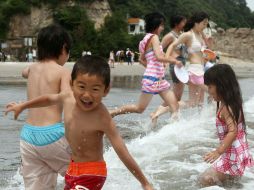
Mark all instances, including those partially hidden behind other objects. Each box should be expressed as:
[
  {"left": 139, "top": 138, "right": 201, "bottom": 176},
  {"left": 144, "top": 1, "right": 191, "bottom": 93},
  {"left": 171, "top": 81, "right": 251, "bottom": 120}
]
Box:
[
  {"left": 102, "top": 104, "right": 254, "bottom": 190},
  {"left": 1, "top": 84, "right": 254, "bottom": 190}
]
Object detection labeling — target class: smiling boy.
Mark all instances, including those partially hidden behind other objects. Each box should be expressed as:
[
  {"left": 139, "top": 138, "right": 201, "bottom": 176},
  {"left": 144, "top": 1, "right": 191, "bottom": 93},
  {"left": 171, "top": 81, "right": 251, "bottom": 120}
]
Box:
[{"left": 5, "top": 55, "right": 153, "bottom": 190}]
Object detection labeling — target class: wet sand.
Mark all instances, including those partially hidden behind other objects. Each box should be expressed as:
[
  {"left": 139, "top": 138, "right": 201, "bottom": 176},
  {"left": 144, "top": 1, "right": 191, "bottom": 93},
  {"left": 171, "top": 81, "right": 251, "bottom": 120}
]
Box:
[{"left": 0, "top": 56, "right": 253, "bottom": 86}]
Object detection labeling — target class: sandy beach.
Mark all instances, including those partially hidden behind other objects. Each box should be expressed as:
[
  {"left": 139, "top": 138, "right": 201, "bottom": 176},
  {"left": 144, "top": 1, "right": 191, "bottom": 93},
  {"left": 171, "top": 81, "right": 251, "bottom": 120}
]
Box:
[{"left": 0, "top": 56, "right": 253, "bottom": 86}]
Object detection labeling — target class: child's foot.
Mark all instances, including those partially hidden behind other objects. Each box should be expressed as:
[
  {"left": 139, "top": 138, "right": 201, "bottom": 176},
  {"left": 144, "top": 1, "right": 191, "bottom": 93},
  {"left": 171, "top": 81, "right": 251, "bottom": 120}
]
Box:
[
  {"left": 168, "top": 112, "right": 180, "bottom": 123},
  {"left": 150, "top": 112, "right": 158, "bottom": 127}
]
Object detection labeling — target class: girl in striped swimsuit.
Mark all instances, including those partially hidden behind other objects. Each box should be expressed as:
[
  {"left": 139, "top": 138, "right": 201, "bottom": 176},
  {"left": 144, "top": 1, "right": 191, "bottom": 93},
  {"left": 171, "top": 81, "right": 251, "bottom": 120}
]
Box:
[
  {"left": 199, "top": 64, "right": 253, "bottom": 187},
  {"left": 110, "top": 12, "right": 181, "bottom": 119},
  {"left": 150, "top": 12, "right": 212, "bottom": 123}
]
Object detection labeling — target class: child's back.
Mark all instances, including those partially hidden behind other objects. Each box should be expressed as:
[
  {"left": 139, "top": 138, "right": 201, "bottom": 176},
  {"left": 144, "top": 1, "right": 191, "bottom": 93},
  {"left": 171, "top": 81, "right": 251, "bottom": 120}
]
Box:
[
  {"left": 18, "top": 24, "right": 72, "bottom": 190},
  {"left": 26, "top": 62, "right": 70, "bottom": 126}
]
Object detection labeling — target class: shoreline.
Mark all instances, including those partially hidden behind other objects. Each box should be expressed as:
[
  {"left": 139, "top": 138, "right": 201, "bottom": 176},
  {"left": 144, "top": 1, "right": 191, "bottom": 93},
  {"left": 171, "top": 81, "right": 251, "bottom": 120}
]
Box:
[{"left": 0, "top": 56, "right": 254, "bottom": 86}]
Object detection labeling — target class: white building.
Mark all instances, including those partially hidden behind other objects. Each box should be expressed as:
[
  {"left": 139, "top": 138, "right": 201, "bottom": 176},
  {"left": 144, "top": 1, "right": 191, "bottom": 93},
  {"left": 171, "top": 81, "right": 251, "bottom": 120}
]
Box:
[{"left": 127, "top": 18, "right": 145, "bottom": 35}]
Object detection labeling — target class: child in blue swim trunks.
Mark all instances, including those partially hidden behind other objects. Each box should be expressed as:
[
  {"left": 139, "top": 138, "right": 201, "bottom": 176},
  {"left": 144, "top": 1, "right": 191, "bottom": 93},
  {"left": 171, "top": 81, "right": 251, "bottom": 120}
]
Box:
[{"left": 11, "top": 24, "right": 72, "bottom": 190}]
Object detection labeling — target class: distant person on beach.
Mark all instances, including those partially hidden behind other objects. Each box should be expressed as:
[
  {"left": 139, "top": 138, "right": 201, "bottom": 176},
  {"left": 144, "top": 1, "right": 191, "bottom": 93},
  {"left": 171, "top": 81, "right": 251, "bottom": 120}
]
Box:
[
  {"left": 110, "top": 12, "right": 181, "bottom": 120},
  {"left": 126, "top": 48, "right": 132, "bottom": 65},
  {"left": 5, "top": 55, "right": 154, "bottom": 190},
  {"left": 116, "top": 50, "right": 121, "bottom": 63},
  {"left": 150, "top": 12, "right": 212, "bottom": 121},
  {"left": 119, "top": 50, "right": 125, "bottom": 64},
  {"left": 199, "top": 64, "right": 253, "bottom": 187},
  {"left": 26, "top": 50, "right": 34, "bottom": 62},
  {"left": 109, "top": 50, "right": 115, "bottom": 68},
  {"left": 32, "top": 48, "right": 37, "bottom": 61},
  {"left": 150, "top": 15, "right": 187, "bottom": 122},
  {"left": 10, "top": 24, "right": 72, "bottom": 190},
  {"left": 0, "top": 50, "right": 2, "bottom": 61}
]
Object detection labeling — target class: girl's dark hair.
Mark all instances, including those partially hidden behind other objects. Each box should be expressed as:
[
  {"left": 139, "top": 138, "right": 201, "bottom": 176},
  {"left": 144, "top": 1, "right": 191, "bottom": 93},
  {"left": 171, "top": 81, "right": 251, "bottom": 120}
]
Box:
[
  {"left": 184, "top": 11, "right": 209, "bottom": 32},
  {"left": 204, "top": 64, "right": 246, "bottom": 130},
  {"left": 170, "top": 15, "right": 186, "bottom": 28},
  {"left": 37, "top": 24, "right": 72, "bottom": 61},
  {"left": 71, "top": 55, "right": 110, "bottom": 89},
  {"left": 144, "top": 12, "right": 166, "bottom": 33}
]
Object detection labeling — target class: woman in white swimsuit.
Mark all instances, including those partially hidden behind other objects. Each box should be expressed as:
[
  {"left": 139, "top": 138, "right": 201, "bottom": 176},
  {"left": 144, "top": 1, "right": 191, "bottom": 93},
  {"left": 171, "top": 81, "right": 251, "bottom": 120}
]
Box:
[{"left": 167, "top": 11, "right": 211, "bottom": 108}]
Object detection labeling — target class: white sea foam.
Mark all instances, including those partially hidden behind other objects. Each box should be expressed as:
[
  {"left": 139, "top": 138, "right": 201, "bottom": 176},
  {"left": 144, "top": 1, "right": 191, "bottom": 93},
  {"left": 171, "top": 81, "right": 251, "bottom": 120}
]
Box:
[{"left": 3, "top": 97, "right": 254, "bottom": 190}]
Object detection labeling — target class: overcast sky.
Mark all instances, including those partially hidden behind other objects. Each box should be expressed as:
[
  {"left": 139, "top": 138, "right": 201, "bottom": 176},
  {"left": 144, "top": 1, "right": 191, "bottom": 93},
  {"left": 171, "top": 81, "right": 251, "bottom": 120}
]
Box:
[{"left": 246, "top": 0, "right": 254, "bottom": 11}]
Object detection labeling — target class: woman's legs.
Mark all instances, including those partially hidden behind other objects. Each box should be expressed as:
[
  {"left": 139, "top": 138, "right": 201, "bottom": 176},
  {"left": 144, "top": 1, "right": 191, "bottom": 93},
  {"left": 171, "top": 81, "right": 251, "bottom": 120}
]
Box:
[
  {"left": 188, "top": 82, "right": 199, "bottom": 107},
  {"left": 110, "top": 93, "right": 153, "bottom": 117},
  {"left": 173, "top": 82, "right": 185, "bottom": 101},
  {"left": 198, "top": 167, "right": 230, "bottom": 187}
]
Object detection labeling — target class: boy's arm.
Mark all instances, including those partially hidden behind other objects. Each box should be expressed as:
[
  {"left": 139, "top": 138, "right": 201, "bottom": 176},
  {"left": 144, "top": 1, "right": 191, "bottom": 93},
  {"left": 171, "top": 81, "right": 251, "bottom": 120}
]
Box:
[
  {"left": 5, "top": 93, "right": 65, "bottom": 120},
  {"left": 60, "top": 68, "right": 72, "bottom": 92},
  {"left": 22, "top": 66, "right": 30, "bottom": 78},
  {"left": 105, "top": 119, "right": 153, "bottom": 190}
]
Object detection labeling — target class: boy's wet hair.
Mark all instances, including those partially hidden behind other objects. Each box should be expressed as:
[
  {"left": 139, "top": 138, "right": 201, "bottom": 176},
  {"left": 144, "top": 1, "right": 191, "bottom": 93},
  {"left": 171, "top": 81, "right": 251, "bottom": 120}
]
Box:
[
  {"left": 71, "top": 55, "right": 110, "bottom": 89},
  {"left": 184, "top": 11, "right": 209, "bottom": 32},
  {"left": 170, "top": 15, "right": 186, "bottom": 28},
  {"left": 37, "top": 24, "right": 72, "bottom": 61},
  {"left": 144, "top": 12, "right": 166, "bottom": 33},
  {"left": 204, "top": 64, "right": 245, "bottom": 128}
]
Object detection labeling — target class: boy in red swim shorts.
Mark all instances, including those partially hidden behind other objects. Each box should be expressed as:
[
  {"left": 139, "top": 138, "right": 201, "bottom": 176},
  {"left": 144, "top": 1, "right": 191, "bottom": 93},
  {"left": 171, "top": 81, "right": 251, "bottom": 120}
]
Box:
[{"left": 6, "top": 55, "right": 153, "bottom": 190}]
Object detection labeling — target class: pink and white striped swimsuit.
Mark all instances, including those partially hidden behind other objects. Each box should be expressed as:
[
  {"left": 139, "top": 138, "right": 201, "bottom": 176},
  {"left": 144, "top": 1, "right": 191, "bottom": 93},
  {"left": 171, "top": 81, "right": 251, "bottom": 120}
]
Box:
[
  {"left": 212, "top": 108, "right": 253, "bottom": 176},
  {"left": 139, "top": 33, "right": 170, "bottom": 94}
]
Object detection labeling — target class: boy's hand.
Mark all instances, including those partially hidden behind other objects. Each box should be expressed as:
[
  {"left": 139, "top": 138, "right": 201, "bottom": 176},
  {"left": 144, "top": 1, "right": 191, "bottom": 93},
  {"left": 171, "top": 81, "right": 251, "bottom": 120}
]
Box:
[
  {"left": 142, "top": 183, "right": 153, "bottom": 190},
  {"left": 5, "top": 102, "right": 23, "bottom": 120},
  {"left": 203, "top": 150, "right": 220, "bottom": 164}
]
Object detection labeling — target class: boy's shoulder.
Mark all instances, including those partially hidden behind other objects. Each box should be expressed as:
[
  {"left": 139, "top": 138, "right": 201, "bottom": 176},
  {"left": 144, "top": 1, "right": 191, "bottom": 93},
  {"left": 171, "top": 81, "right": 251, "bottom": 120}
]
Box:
[{"left": 95, "top": 103, "right": 112, "bottom": 126}]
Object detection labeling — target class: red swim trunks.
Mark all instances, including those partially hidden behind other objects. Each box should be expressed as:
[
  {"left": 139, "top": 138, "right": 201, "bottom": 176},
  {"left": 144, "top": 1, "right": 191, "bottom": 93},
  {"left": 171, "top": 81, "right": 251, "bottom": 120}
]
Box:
[{"left": 64, "top": 160, "right": 107, "bottom": 190}]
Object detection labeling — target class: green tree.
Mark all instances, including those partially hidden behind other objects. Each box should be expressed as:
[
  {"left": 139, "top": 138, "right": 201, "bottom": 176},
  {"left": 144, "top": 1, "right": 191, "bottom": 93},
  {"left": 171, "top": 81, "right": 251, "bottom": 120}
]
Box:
[{"left": 54, "top": 6, "right": 97, "bottom": 59}]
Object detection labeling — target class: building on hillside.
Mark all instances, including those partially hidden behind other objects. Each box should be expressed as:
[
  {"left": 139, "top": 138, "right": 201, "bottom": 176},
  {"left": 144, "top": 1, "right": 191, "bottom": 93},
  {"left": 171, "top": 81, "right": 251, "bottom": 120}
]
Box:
[{"left": 127, "top": 18, "right": 145, "bottom": 35}]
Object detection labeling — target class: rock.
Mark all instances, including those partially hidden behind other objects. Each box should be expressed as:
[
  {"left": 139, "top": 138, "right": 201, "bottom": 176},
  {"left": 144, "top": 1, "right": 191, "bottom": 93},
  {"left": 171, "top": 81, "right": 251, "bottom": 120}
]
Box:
[
  {"left": 84, "top": 0, "right": 111, "bottom": 29},
  {"left": 8, "top": 5, "right": 53, "bottom": 37},
  {"left": 216, "top": 27, "right": 225, "bottom": 35},
  {"left": 213, "top": 27, "right": 254, "bottom": 61},
  {"left": 7, "top": 0, "right": 111, "bottom": 38},
  {"left": 234, "top": 28, "right": 251, "bottom": 38},
  {"left": 226, "top": 28, "right": 237, "bottom": 34}
]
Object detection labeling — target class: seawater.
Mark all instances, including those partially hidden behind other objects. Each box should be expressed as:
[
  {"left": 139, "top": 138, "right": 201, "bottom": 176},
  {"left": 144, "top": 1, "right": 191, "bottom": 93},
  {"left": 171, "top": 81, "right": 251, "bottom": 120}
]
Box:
[{"left": 0, "top": 78, "right": 254, "bottom": 190}]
